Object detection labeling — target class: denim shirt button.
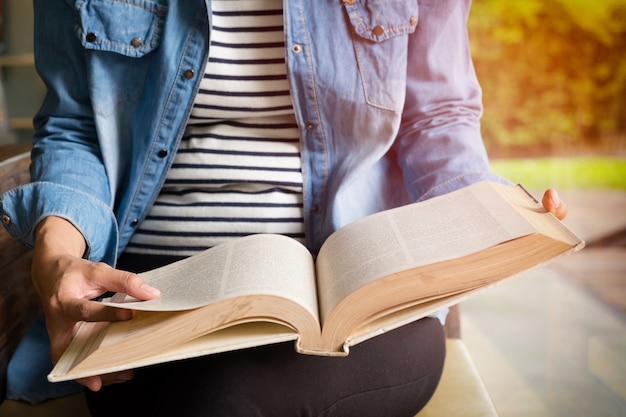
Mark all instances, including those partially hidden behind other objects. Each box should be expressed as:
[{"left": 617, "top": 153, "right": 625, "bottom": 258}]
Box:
[
  {"left": 157, "top": 149, "right": 168, "bottom": 158},
  {"left": 305, "top": 122, "right": 315, "bottom": 130},
  {"left": 131, "top": 219, "right": 139, "bottom": 227},
  {"left": 130, "top": 37, "right": 143, "bottom": 48},
  {"left": 2, "top": 214, "right": 10, "bottom": 225},
  {"left": 372, "top": 25, "right": 385, "bottom": 36},
  {"left": 410, "top": 16, "right": 417, "bottom": 26},
  {"left": 86, "top": 32, "right": 97, "bottom": 43},
  {"left": 292, "top": 44, "right": 302, "bottom": 54},
  {"left": 183, "top": 69, "right": 195, "bottom": 80}
]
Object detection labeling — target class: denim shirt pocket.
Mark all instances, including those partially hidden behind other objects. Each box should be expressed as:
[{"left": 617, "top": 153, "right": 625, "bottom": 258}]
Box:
[
  {"left": 343, "top": 0, "right": 418, "bottom": 112},
  {"left": 75, "top": 0, "right": 167, "bottom": 58}
]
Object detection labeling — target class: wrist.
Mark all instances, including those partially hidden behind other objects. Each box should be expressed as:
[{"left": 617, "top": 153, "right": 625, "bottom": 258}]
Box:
[{"left": 34, "top": 216, "right": 87, "bottom": 258}]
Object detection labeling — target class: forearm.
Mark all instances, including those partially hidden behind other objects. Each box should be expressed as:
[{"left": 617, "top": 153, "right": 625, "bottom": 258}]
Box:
[
  {"left": 35, "top": 216, "right": 87, "bottom": 259},
  {"left": 396, "top": 0, "right": 508, "bottom": 200}
]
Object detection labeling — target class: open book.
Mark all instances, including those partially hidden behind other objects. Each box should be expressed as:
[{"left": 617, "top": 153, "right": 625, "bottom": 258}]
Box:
[{"left": 48, "top": 180, "right": 584, "bottom": 382}]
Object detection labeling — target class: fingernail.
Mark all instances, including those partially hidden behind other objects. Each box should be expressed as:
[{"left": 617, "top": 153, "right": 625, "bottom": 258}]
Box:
[
  {"left": 141, "top": 284, "right": 161, "bottom": 297},
  {"left": 551, "top": 189, "right": 561, "bottom": 207}
]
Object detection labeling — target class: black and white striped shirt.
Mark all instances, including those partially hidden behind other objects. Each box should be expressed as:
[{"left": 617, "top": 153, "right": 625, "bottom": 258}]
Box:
[{"left": 127, "top": 0, "right": 304, "bottom": 256}]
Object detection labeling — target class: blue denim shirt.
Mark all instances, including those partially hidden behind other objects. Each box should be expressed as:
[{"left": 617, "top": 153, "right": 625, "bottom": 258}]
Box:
[{"left": 1, "top": 0, "right": 505, "bottom": 265}]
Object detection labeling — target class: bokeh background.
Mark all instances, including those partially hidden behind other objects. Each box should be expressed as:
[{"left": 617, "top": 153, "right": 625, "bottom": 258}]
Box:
[
  {"left": 2, "top": 0, "right": 625, "bottom": 189},
  {"left": 466, "top": 3, "right": 626, "bottom": 416},
  {"left": 468, "top": 0, "right": 626, "bottom": 190}
]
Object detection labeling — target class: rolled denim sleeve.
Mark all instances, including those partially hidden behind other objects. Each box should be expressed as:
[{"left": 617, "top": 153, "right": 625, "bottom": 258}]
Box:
[
  {"left": 396, "top": 0, "right": 510, "bottom": 201},
  {"left": 0, "top": 0, "right": 120, "bottom": 265},
  {"left": 1, "top": 182, "right": 118, "bottom": 265}
]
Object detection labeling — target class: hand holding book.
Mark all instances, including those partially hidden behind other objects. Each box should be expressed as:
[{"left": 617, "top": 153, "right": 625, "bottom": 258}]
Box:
[{"left": 48, "top": 181, "right": 583, "bottom": 383}]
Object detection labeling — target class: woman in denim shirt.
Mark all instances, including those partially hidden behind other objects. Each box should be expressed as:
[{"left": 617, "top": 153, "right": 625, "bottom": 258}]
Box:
[{"left": 1, "top": 0, "right": 567, "bottom": 415}]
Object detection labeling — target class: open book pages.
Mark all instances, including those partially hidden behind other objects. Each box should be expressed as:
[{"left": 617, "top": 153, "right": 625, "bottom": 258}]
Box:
[{"left": 48, "top": 180, "right": 584, "bottom": 382}]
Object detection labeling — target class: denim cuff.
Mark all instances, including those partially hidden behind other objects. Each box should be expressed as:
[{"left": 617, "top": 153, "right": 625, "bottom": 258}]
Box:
[{"left": 1, "top": 181, "right": 118, "bottom": 265}]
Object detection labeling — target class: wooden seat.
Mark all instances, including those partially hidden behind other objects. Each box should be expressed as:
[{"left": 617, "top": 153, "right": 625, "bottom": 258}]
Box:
[{"left": 0, "top": 149, "right": 499, "bottom": 416}]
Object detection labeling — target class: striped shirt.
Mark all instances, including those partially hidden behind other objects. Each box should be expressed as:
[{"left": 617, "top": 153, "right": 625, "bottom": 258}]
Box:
[{"left": 127, "top": 0, "right": 304, "bottom": 256}]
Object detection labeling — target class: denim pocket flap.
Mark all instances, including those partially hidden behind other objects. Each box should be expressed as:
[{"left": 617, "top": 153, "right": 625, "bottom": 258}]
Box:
[
  {"left": 76, "top": 0, "right": 167, "bottom": 58},
  {"left": 344, "top": 0, "right": 418, "bottom": 42}
]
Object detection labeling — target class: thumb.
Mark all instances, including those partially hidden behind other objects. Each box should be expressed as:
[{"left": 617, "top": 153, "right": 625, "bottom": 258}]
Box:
[
  {"left": 542, "top": 188, "right": 568, "bottom": 220},
  {"left": 120, "top": 271, "right": 161, "bottom": 300},
  {"left": 94, "top": 266, "right": 160, "bottom": 301}
]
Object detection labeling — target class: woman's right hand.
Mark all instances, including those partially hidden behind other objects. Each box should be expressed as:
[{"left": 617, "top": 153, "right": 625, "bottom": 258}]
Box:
[{"left": 31, "top": 216, "right": 160, "bottom": 391}]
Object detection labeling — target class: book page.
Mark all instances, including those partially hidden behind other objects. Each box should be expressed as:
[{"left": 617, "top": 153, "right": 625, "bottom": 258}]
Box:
[
  {"left": 494, "top": 184, "right": 584, "bottom": 247},
  {"left": 105, "top": 234, "right": 319, "bottom": 320},
  {"left": 315, "top": 181, "right": 536, "bottom": 325},
  {"left": 49, "top": 321, "right": 300, "bottom": 382}
]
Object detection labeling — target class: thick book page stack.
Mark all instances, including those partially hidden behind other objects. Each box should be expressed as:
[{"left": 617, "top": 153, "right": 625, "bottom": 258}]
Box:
[{"left": 49, "top": 181, "right": 584, "bottom": 382}]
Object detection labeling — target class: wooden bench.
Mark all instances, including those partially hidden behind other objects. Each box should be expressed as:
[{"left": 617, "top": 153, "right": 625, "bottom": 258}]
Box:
[{"left": 0, "top": 150, "right": 499, "bottom": 416}]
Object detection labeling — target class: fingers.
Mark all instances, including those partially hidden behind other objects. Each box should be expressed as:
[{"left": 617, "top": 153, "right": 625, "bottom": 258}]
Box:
[
  {"left": 79, "top": 376, "right": 104, "bottom": 392},
  {"left": 31, "top": 217, "right": 161, "bottom": 390},
  {"left": 65, "top": 298, "right": 133, "bottom": 324},
  {"left": 78, "top": 370, "right": 135, "bottom": 392},
  {"left": 85, "top": 262, "right": 161, "bottom": 302},
  {"left": 542, "top": 188, "right": 568, "bottom": 220},
  {"left": 55, "top": 265, "right": 161, "bottom": 323},
  {"left": 33, "top": 254, "right": 161, "bottom": 371},
  {"left": 117, "top": 269, "right": 161, "bottom": 300},
  {"left": 39, "top": 262, "right": 160, "bottom": 324}
]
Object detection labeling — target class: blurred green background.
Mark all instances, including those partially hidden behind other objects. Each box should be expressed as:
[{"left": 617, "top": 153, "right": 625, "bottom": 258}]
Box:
[
  {"left": 468, "top": 0, "right": 626, "bottom": 190},
  {"left": 1, "top": 0, "right": 625, "bottom": 189}
]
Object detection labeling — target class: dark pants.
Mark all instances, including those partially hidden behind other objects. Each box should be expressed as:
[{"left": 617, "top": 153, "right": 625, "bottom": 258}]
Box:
[{"left": 85, "top": 254, "right": 446, "bottom": 417}]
